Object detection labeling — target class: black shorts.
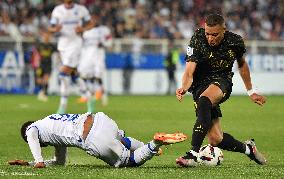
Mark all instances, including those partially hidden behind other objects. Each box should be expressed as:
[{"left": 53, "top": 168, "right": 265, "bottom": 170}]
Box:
[
  {"left": 192, "top": 77, "right": 232, "bottom": 119},
  {"left": 37, "top": 59, "right": 52, "bottom": 77}
]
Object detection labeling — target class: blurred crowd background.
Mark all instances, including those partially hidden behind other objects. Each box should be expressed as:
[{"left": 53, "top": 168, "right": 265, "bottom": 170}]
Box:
[{"left": 0, "top": 0, "right": 283, "bottom": 41}]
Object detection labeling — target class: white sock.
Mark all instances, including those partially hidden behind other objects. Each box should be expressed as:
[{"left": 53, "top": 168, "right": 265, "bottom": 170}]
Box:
[
  {"left": 133, "top": 144, "right": 155, "bottom": 165},
  {"left": 60, "top": 96, "right": 68, "bottom": 109},
  {"left": 86, "top": 79, "right": 96, "bottom": 96},
  {"left": 60, "top": 75, "right": 70, "bottom": 95},
  {"left": 245, "top": 144, "right": 251, "bottom": 155},
  {"left": 123, "top": 137, "right": 144, "bottom": 150},
  {"left": 102, "top": 92, "right": 108, "bottom": 106},
  {"left": 148, "top": 140, "right": 161, "bottom": 151},
  {"left": 78, "top": 78, "right": 88, "bottom": 98},
  {"left": 59, "top": 75, "right": 70, "bottom": 109}
]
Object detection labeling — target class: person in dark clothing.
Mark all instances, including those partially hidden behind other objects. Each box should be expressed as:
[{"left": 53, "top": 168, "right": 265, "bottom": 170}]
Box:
[
  {"left": 175, "top": 14, "right": 267, "bottom": 167},
  {"left": 35, "top": 31, "right": 56, "bottom": 101},
  {"left": 122, "top": 54, "right": 134, "bottom": 94},
  {"left": 164, "top": 40, "right": 179, "bottom": 94}
]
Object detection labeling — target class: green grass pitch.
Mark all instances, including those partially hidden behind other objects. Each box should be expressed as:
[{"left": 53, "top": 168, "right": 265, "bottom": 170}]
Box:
[{"left": 0, "top": 95, "right": 284, "bottom": 178}]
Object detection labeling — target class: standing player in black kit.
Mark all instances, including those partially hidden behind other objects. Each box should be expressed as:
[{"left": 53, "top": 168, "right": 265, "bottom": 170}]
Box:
[
  {"left": 175, "top": 14, "right": 267, "bottom": 167},
  {"left": 36, "top": 30, "right": 56, "bottom": 102}
]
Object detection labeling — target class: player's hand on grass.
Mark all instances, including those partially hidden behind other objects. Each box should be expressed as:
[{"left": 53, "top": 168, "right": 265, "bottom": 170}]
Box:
[
  {"left": 34, "top": 162, "right": 46, "bottom": 168},
  {"left": 250, "top": 93, "right": 266, "bottom": 106},
  {"left": 8, "top": 159, "right": 29, "bottom": 166},
  {"left": 176, "top": 88, "right": 186, "bottom": 102}
]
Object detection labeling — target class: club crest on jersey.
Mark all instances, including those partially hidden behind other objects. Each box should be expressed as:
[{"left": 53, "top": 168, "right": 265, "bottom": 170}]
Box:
[
  {"left": 187, "top": 46, "right": 194, "bottom": 56},
  {"left": 228, "top": 49, "right": 235, "bottom": 58}
]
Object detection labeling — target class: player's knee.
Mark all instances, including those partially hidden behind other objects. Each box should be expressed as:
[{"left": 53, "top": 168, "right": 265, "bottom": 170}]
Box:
[
  {"left": 60, "top": 66, "right": 74, "bottom": 74},
  {"left": 208, "top": 133, "right": 223, "bottom": 146},
  {"left": 59, "top": 71, "right": 70, "bottom": 79}
]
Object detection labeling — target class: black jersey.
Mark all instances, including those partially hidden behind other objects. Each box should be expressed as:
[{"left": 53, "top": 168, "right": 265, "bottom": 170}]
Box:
[
  {"left": 185, "top": 28, "right": 246, "bottom": 91},
  {"left": 38, "top": 43, "right": 56, "bottom": 61},
  {"left": 36, "top": 42, "right": 56, "bottom": 75}
]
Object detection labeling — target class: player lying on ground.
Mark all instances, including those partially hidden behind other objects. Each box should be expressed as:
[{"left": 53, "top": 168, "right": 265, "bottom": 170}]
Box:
[{"left": 8, "top": 112, "right": 187, "bottom": 168}]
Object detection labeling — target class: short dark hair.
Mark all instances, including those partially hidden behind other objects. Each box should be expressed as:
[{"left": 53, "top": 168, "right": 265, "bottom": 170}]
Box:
[
  {"left": 205, "top": 14, "right": 225, "bottom": 27},
  {"left": 21, "top": 121, "right": 34, "bottom": 143}
]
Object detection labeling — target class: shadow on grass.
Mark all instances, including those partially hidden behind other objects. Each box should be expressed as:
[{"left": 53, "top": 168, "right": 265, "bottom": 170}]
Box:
[{"left": 66, "top": 164, "right": 194, "bottom": 170}]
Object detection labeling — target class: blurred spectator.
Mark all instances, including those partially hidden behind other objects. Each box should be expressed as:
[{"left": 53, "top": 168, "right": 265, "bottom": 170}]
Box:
[
  {"left": 0, "top": 11, "right": 22, "bottom": 40},
  {"left": 177, "top": 14, "right": 195, "bottom": 39},
  {"left": 164, "top": 39, "right": 179, "bottom": 95},
  {"left": 122, "top": 53, "right": 134, "bottom": 94},
  {"left": 0, "top": 0, "right": 283, "bottom": 40},
  {"left": 19, "top": 9, "right": 38, "bottom": 37},
  {"left": 122, "top": 28, "right": 144, "bottom": 94},
  {"left": 0, "top": 11, "right": 11, "bottom": 36}
]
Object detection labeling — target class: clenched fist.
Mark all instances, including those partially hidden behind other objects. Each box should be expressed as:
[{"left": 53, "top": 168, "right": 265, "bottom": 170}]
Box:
[{"left": 176, "top": 88, "right": 186, "bottom": 102}]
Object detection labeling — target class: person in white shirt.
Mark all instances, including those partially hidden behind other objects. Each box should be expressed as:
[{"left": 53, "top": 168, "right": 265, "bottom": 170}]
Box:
[
  {"left": 8, "top": 112, "right": 187, "bottom": 168},
  {"left": 77, "top": 14, "right": 113, "bottom": 109},
  {"left": 95, "top": 22, "right": 113, "bottom": 106},
  {"left": 48, "top": 0, "right": 93, "bottom": 114}
]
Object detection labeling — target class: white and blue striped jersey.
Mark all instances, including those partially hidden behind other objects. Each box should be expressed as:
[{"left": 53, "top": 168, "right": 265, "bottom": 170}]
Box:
[
  {"left": 26, "top": 112, "right": 92, "bottom": 163},
  {"left": 27, "top": 113, "right": 91, "bottom": 146}
]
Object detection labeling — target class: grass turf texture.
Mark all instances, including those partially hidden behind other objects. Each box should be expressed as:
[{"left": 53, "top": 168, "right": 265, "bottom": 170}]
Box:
[{"left": 0, "top": 95, "right": 283, "bottom": 178}]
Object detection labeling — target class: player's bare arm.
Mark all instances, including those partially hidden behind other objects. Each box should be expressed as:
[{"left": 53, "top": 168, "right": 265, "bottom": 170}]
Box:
[
  {"left": 75, "top": 20, "right": 94, "bottom": 33},
  {"left": 176, "top": 61, "right": 196, "bottom": 102},
  {"left": 238, "top": 57, "right": 266, "bottom": 106},
  {"left": 48, "top": 24, "right": 62, "bottom": 33}
]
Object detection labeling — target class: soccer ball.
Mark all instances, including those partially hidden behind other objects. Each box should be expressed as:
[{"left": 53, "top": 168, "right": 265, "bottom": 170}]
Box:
[{"left": 198, "top": 144, "right": 224, "bottom": 166}]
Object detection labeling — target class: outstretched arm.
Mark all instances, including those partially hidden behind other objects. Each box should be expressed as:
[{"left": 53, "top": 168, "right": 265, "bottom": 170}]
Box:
[
  {"left": 176, "top": 61, "right": 196, "bottom": 102},
  {"left": 8, "top": 146, "right": 67, "bottom": 167},
  {"left": 8, "top": 127, "right": 45, "bottom": 168},
  {"left": 238, "top": 57, "right": 266, "bottom": 106},
  {"left": 26, "top": 127, "right": 45, "bottom": 168}
]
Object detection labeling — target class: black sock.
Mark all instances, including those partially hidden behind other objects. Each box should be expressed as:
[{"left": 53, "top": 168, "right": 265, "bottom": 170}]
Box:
[
  {"left": 217, "top": 133, "right": 246, "bottom": 153},
  {"left": 43, "top": 84, "right": 48, "bottom": 95},
  {"left": 191, "top": 96, "right": 212, "bottom": 153}
]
